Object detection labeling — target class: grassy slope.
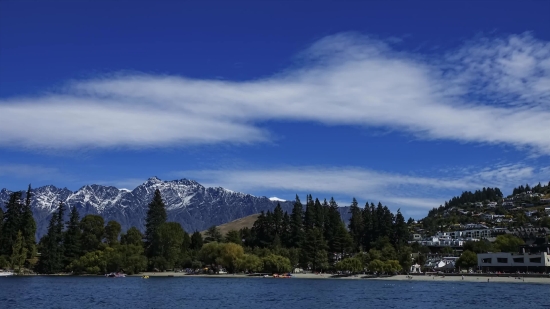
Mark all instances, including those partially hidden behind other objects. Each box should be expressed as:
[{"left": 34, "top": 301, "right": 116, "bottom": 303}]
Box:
[{"left": 200, "top": 213, "right": 260, "bottom": 236}]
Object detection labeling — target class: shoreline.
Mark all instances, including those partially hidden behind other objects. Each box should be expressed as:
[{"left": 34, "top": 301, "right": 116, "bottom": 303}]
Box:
[{"left": 130, "top": 272, "right": 550, "bottom": 284}]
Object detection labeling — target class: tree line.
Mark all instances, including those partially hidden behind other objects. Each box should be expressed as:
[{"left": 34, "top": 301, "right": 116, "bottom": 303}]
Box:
[{"left": 0, "top": 187, "right": 416, "bottom": 275}]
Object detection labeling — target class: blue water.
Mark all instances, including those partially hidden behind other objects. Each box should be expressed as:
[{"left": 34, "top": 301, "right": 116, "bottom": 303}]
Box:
[{"left": 0, "top": 277, "right": 549, "bottom": 309}]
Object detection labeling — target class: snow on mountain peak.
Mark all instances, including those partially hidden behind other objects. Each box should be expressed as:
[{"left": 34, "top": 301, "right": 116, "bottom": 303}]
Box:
[{"left": 269, "top": 197, "right": 286, "bottom": 202}]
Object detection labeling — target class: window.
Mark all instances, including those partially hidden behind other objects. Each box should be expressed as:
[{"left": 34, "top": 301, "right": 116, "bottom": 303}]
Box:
[
  {"left": 482, "top": 258, "right": 492, "bottom": 264},
  {"left": 513, "top": 258, "right": 524, "bottom": 263},
  {"left": 529, "top": 257, "right": 541, "bottom": 263},
  {"left": 497, "top": 258, "right": 508, "bottom": 263}
]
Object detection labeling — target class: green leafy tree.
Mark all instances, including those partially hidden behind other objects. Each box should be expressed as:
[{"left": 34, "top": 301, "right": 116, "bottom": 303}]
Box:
[
  {"left": 120, "top": 227, "right": 143, "bottom": 247},
  {"left": 335, "top": 257, "right": 363, "bottom": 273},
  {"left": 383, "top": 260, "right": 401, "bottom": 274},
  {"left": 494, "top": 234, "right": 524, "bottom": 252},
  {"left": 262, "top": 254, "right": 292, "bottom": 273},
  {"left": 68, "top": 250, "right": 107, "bottom": 274},
  {"left": 236, "top": 254, "right": 263, "bottom": 272},
  {"left": 368, "top": 259, "right": 385, "bottom": 274},
  {"left": 104, "top": 220, "right": 121, "bottom": 246},
  {"left": 80, "top": 215, "right": 105, "bottom": 253},
  {"left": 199, "top": 242, "right": 222, "bottom": 267},
  {"left": 456, "top": 250, "right": 477, "bottom": 269},
  {"left": 218, "top": 242, "right": 245, "bottom": 273}
]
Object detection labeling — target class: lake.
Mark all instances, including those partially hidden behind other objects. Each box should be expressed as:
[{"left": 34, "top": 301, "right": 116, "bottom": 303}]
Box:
[{"left": 0, "top": 276, "right": 548, "bottom": 309}]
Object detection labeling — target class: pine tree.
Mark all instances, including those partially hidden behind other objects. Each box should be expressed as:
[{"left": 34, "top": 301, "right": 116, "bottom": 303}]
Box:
[
  {"left": 21, "top": 185, "right": 37, "bottom": 261},
  {"left": 1, "top": 191, "right": 23, "bottom": 256},
  {"left": 36, "top": 203, "right": 65, "bottom": 274},
  {"left": 63, "top": 206, "right": 82, "bottom": 263},
  {"left": 300, "top": 227, "right": 328, "bottom": 271},
  {"left": 289, "top": 195, "right": 304, "bottom": 248},
  {"left": 393, "top": 209, "right": 409, "bottom": 248},
  {"left": 348, "top": 198, "right": 363, "bottom": 251},
  {"left": 325, "top": 198, "right": 342, "bottom": 252},
  {"left": 190, "top": 231, "right": 203, "bottom": 250},
  {"left": 281, "top": 212, "right": 292, "bottom": 247},
  {"left": 144, "top": 189, "right": 167, "bottom": 257},
  {"left": 11, "top": 230, "right": 27, "bottom": 273},
  {"left": 204, "top": 226, "right": 223, "bottom": 243},
  {"left": 361, "top": 202, "right": 373, "bottom": 251},
  {"left": 304, "top": 195, "right": 316, "bottom": 230},
  {"left": 272, "top": 203, "right": 284, "bottom": 236}
]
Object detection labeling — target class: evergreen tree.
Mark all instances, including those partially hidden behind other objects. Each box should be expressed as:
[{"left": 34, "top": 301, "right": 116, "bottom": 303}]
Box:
[
  {"left": 144, "top": 189, "right": 167, "bottom": 257},
  {"left": 300, "top": 228, "right": 328, "bottom": 271},
  {"left": 21, "top": 185, "right": 37, "bottom": 261},
  {"left": 289, "top": 195, "right": 304, "bottom": 248},
  {"left": 36, "top": 203, "right": 65, "bottom": 274},
  {"left": 361, "top": 202, "right": 373, "bottom": 251},
  {"left": 190, "top": 231, "right": 204, "bottom": 251},
  {"left": 325, "top": 198, "right": 342, "bottom": 252},
  {"left": 393, "top": 209, "right": 409, "bottom": 248},
  {"left": 348, "top": 198, "right": 363, "bottom": 251},
  {"left": 281, "top": 212, "right": 291, "bottom": 247},
  {"left": 1, "top": 191, "right": 23, "bottom": 256},
  {"left": 10, "top": 230, "right": 27, "bottom": 273},
  {"left": 204, "top": 226, "right": 223, "bottom": 243},
  {"left": 272, "top": 203, "right": 284, "bottom": 236},
  {"left": 332, "top": 221, "right": 353, "bottom": 257},
  {"left": 63, "top": 206, "right": 82, "bottom": 264},
  {"left": 225, "top": 230, "right": 242, "bottom": 245},
  {"left": 304, "top": 195, "right": 316, "bottom": 230}
]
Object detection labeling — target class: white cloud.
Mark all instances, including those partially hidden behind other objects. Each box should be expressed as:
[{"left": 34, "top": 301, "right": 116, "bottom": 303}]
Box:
[
  {"left": 0, "top": 33, "right": 549, "bottom": 152},
  {"left": 175, "top": 163, "right": 550, "bottom": 211}
]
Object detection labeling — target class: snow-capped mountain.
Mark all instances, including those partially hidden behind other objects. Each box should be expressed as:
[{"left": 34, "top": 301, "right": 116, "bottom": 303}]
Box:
[{"left": 1, "top": 177, "right": 352, "bottom": 239}]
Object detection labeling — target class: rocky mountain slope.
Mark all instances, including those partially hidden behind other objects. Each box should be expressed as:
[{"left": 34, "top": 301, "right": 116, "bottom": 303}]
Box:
[{"left": 0, "top": 177, "right": 351, "bottom": 239}]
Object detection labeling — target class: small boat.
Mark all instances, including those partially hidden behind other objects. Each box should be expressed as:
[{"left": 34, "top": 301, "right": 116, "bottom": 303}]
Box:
[
  {"left": 106, "top": 272, "right": 126, "bottom": 278},
  {"left": 142, "top": 275, "right": 150, "bottom": 279},
  {"left": 0, "top": 270, "right": 14, "bottom": 277}
]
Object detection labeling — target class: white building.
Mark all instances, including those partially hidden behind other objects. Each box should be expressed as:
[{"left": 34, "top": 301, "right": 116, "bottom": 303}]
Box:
[{"left": 478, "top": 252, "right": 550, "bottom": 271}]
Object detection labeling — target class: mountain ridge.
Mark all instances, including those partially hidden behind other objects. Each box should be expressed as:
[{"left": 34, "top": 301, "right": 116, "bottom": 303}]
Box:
[{"left": 0, "top": 177, "right": 351, "bottom": 239}]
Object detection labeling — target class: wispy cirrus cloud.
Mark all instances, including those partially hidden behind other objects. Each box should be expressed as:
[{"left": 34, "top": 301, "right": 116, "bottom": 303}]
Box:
[
  {"left": 0, "top": 33, "right": 549, "bottom": 152},
  {"left": 174, "top": 163, "right": 550, "bottom": 211}
]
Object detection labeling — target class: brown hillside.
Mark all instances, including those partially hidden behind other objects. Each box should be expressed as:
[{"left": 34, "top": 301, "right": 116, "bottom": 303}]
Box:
[{"left": 201, "top": 213, "right": 260, "bottom": 236}]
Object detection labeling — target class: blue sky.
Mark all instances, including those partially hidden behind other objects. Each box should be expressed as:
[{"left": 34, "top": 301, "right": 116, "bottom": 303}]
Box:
[{"left": 1, "top": 0, "right": 549, "bottom": 218}]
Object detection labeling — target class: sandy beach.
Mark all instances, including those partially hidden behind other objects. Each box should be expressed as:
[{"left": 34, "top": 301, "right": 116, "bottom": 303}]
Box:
[
  {"left": 131, "top": 272, "right": 550, "bottom": 284},
  {"left": 375, "top": 274, "right": 550, "bottom": 284}
]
